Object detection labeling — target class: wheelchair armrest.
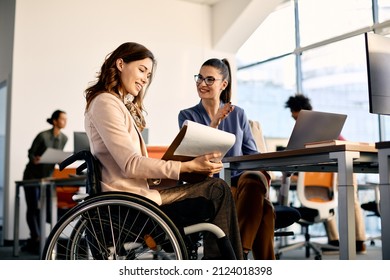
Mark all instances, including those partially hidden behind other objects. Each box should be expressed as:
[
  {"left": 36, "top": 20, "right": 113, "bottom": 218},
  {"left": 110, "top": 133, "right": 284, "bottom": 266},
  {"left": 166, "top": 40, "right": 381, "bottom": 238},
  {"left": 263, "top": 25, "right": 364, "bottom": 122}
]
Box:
[
  {"left": 76, "top": 162, "right": 87, "bottom": 175},
  {"left": 59, "top": 150, "right": 91, "bottom": 171},
  {"left": 59, "top": 150, "right": 102, "bottom": 195}
]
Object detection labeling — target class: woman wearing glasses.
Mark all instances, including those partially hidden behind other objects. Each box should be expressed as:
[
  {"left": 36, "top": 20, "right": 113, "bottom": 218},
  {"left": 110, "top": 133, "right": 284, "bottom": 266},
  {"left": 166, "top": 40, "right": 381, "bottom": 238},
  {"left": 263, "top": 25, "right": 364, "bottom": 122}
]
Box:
[
  {"left": 84, "top": 42, "right": 243, "bottom": 260},
  {"left": 178, "top": 58, "right": 276, "bottom": 260}
]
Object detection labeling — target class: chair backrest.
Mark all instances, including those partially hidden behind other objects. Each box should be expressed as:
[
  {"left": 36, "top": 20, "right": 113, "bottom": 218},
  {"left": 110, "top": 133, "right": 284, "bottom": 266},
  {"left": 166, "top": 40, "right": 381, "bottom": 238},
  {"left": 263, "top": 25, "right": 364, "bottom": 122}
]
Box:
[
  {"left": 249, "top": 120, "right": 268, "bottom": 153},
  {"left": 297, "top": 172, "right": 338, "bottom": 222}
]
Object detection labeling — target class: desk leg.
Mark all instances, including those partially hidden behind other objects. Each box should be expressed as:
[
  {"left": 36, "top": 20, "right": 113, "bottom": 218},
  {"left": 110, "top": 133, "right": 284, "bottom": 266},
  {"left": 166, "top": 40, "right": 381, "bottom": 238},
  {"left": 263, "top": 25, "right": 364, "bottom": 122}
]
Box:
[
  {"left": 13, "top": 183, "right": 20, "bottom": 257},
  {"left": 330, "top": 151, "right": 359, "bottom": 260},
  {"left": 222, "top": 163, "right": 232, "bottom": 186},
  {"left": 279, "top": 172, "right": 291, "bottom": 206},
  {"left": 378, "top": 148, "right": 390, "bottom": 259},
  {"left": 39, "top": 182, "right": 46, "bottom": 255},
  {"left": 50, "top": 183, "right": 57, "bottom": 230}
]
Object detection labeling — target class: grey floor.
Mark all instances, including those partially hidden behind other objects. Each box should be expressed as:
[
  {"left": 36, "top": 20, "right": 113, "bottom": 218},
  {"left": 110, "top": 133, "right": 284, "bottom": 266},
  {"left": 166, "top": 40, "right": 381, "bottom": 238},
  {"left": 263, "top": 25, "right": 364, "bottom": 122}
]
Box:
[
  {"left": 273, "top": 235, "right": 383, "bottom": 260},
  {"left": 0, "top": 228, "right": 383, "bottom": 261}
]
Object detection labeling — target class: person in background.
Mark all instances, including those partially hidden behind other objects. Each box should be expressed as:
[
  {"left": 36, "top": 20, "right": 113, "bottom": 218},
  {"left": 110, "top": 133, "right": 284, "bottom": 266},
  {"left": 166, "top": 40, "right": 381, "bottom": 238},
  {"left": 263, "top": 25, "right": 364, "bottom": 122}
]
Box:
[
  {"left": 178, "top": 58, "right": 275, "bottom": 260},
  {"left": 84, "top": 42, "right": 243, "bottom": 260},
  {"left": 285, "top": 94, "right": 367, "bottom": 254},
  {"left": 22, "top": 110, "right": 68, "bottom": 254}
]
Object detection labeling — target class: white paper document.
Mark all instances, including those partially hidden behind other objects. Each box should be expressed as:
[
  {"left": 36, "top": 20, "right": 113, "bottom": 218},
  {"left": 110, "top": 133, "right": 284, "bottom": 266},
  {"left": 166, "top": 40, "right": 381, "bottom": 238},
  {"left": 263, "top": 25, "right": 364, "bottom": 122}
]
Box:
[
  {"left": 174, "top": 120, "right": 236, "bottom": 160},
  {"left": 161, "top": 120, "right": 236, "bottom": 183},
  {"left": 39, "top": 148, "right": 72, "bottom": 164},
  {"left": 163, "top": 120, "right": 236, "bottom": 162}
]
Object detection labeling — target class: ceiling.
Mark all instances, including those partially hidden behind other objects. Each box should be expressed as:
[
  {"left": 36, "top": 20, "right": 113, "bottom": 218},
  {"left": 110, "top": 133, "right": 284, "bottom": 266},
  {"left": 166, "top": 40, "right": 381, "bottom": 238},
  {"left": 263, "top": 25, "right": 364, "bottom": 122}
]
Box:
[{"left": 176, "top": 0, "right": 284, "bottom": 52}]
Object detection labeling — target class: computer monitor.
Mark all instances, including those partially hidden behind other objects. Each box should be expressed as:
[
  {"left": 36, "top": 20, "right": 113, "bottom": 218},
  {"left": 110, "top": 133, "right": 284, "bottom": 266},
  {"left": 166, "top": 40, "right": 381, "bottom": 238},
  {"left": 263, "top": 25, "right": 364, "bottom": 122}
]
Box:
[
  {"left": 73, "top": 131, "right": 90, "bottom": 153},
  {"left": 365, "top": 32, "right": 390, "bottom": 115}
]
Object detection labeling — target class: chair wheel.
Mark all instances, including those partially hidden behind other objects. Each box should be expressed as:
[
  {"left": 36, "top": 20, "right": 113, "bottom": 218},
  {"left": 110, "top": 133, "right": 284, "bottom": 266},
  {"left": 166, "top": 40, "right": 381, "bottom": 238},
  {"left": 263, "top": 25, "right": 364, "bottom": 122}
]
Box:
[
  {"left": 275, "top": 253, "right": 282, "bottom": 260},
  {"left": 315, "top": 255, "right": 322, "bottom": 260}
]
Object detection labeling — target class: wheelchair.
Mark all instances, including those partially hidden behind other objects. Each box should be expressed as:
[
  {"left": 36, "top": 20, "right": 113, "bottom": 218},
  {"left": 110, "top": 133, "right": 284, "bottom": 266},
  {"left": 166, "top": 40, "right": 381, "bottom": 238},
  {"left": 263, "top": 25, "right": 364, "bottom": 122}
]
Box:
[{"left": 41, "top": 150, "right": 236, "bottom": 260}]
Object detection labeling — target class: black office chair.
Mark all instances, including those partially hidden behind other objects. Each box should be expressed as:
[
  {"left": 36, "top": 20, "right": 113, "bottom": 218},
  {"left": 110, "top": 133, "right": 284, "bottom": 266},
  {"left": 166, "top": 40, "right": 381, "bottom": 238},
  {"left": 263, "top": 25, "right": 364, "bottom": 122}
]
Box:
[
  {"left": 275, "top": 172, "right": 338, "bottom": 260},
  {"left": 274, "top": 204, "right": 301, "bottom": 236}
]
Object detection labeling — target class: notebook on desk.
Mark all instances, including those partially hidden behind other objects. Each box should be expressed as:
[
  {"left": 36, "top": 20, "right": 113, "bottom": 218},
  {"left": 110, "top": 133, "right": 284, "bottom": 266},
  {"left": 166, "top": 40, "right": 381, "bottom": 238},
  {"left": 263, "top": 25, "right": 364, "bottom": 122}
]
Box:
[{"left": 285, "top": 110, "right": 347, "bottom": 150}]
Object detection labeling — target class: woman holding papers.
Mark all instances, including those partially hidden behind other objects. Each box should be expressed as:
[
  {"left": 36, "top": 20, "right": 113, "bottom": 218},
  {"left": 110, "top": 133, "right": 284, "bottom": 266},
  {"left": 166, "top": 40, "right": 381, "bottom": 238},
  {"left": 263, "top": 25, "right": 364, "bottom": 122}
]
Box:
[
  {"left": 22, "top": 109, "right": 68, "bottom": 254},
  {"left": 178, "top": 58, "right": 276, "bottom": 260},
  {"left": 84, "top": 42, "right": 242, "bottom": 260}
]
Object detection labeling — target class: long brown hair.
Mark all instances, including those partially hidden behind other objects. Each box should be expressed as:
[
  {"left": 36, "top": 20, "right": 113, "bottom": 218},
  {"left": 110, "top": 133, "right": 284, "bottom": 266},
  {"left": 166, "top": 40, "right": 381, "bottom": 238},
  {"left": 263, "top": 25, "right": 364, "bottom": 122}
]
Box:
[{"left": 85, "top": 42, "right": 156, "bottom": 129}]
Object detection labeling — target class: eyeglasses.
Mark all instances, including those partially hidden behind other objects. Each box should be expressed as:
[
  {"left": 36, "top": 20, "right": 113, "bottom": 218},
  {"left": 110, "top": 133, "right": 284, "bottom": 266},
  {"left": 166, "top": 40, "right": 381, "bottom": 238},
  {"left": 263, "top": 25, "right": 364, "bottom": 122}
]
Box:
[{"left": 194, "top": 74, "right": 222, "bottom": 86}]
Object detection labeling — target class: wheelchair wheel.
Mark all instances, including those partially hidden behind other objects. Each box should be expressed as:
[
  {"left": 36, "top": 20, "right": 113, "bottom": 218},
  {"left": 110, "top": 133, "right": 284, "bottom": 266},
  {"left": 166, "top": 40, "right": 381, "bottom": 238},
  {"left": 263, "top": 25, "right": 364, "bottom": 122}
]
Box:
[{"left": 42, "top": 192, "right": 188, "bottom": 260}]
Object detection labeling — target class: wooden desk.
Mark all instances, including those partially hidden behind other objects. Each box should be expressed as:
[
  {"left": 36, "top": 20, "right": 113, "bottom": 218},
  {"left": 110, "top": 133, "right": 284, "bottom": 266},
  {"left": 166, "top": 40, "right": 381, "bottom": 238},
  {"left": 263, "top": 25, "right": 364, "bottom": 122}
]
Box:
[
  {"left": 13, "top": 176, "right": 86, "bottom": 257},
  {"left": 222, "top": 144, "right": 378, "bottom": 260},
  {"left": 375, "top": 141, "right": 390, "bottom": 259}
]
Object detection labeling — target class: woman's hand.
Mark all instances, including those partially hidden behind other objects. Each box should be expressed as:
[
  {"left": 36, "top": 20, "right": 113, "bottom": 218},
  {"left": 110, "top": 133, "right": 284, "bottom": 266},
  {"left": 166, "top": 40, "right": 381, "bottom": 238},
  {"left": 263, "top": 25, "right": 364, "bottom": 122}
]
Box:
[
  {"left": 210, "top": 103, "right": 235, "bottom": 128},
  {"left": 180, "top": 152, "right": 223, "bottom": 176}
]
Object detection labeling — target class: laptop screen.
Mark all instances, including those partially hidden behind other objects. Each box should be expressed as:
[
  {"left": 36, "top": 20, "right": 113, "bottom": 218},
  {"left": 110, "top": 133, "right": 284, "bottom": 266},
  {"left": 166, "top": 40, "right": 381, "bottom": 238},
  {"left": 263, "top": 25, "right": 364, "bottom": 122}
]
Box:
[{"left": 286, "top": 110, "right": 347, "bottom": 150}]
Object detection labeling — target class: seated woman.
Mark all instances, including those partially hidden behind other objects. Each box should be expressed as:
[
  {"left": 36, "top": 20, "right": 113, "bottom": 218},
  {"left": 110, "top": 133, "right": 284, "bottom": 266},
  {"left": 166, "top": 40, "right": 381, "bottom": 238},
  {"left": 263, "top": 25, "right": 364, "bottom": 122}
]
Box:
[
  {"left": 83, "top": 42, "right": 243, "bottom": 260},
  {"left": 178, "top": 58, "right": 275, "bottom": 260}
]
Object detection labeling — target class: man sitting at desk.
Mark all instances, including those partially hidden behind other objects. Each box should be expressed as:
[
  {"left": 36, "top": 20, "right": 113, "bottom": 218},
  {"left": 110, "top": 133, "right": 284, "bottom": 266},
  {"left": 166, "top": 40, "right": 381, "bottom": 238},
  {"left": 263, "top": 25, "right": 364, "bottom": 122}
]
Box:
[{"left": 285, "top": 94, "right": 367, "bottom": 254}]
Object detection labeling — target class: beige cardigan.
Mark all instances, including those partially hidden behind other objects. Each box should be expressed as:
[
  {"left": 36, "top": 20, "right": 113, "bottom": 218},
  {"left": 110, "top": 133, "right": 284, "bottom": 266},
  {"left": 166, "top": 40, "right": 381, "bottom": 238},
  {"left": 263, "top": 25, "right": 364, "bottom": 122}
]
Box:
[{"left": 84, "top": 93, "right": 181, "bottom": 205}]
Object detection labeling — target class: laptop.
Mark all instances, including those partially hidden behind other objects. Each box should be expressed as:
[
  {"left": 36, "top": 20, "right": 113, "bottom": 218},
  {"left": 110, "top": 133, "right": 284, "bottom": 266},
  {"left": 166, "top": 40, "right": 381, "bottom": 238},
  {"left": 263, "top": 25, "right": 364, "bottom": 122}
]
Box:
[
  {"left": 73, "top": 131, "right": 90, "bottom": 153},
  {"left": 285, "top": 110, "right": 347, "bottom": 150}
]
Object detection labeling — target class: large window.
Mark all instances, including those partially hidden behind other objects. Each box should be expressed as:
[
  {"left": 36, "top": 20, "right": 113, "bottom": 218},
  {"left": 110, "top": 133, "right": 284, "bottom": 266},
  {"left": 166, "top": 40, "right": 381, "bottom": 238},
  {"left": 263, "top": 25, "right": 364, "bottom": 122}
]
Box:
[
  {"left": 301, "top": 35, "right": 378, "bottom": 142},
  {"left": 236, "top": 0, "right": 390, "bottom": 144},
  {"left": 236, "top": 3, "right": 295, "bottom": 67},
  {"left": 299, "top": 0, "right": 373, "bottom": 46},
  {"left": 379, "top": 0, "right": 390, "bottom": 22},
  {"left": 237, "top": 56, "right": 296, "bottom": 139}
]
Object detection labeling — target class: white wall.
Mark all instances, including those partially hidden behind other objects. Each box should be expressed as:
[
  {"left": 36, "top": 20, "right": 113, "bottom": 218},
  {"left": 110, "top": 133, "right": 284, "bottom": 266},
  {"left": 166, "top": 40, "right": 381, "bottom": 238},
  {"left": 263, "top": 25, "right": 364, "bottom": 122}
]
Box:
[
  {"left": 4, "top": 0, "right": 282, "bottom": 240},
  {"left": 6, "top": 0, "right": 236, "bottom": 240}
]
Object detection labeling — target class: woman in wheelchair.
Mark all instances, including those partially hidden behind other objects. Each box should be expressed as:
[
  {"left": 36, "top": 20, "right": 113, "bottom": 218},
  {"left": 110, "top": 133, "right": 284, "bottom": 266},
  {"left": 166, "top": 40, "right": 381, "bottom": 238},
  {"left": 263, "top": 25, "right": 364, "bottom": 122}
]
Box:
[{"left": 81, "top": 42, "right": 243, "bottom": 260}]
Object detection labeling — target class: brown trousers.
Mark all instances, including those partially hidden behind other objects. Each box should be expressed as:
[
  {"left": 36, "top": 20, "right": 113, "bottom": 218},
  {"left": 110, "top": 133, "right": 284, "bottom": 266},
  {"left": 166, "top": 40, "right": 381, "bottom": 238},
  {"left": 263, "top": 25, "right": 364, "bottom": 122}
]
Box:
[
  {"left": 159, "top": 177, "right": 244, "bottom": 260},
  {"left": 231, "top": 171, "right": 276, "bottom": 260}
]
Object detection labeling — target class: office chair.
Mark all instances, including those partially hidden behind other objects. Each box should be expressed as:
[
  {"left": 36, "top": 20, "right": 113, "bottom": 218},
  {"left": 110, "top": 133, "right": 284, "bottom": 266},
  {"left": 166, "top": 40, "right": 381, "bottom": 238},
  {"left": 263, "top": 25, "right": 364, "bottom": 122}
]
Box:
[
  {"left": 275, "top": 172, "right": 339, "bottom": 260},
  {"left": 249, "top": 120, "right": 301, "bottom": 237}
]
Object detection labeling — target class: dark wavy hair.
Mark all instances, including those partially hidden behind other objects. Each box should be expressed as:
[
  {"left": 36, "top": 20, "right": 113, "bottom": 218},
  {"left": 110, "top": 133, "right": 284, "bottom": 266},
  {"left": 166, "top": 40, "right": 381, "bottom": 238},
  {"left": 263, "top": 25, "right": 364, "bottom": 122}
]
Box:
[
  {"left": 285, "top": 94, "right": 312, "bottom": 112},
  {"left": 85, "top": 42, "right": 156, "bottom": 115},
  {"left": 201, "top": 58, "right": 232, "bottom": 103}
]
